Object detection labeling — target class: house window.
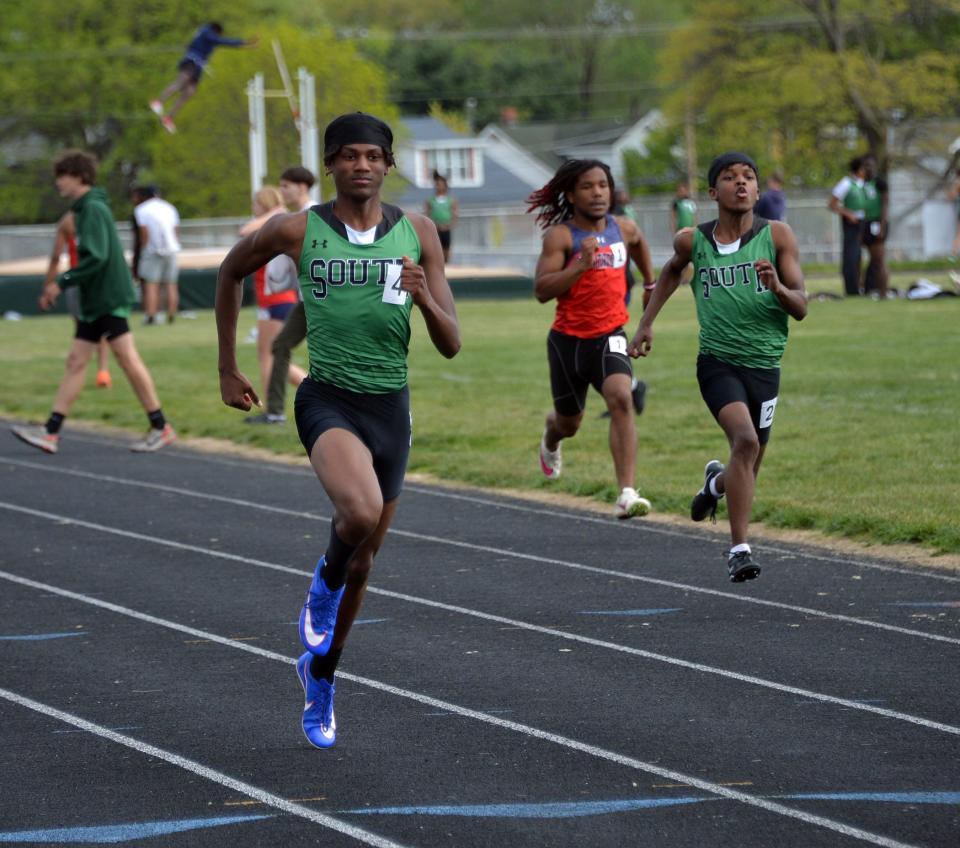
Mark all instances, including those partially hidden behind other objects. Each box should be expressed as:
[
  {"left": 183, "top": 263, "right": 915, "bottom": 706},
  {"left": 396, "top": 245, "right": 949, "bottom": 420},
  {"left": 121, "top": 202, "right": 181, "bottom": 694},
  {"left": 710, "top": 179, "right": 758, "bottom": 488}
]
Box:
[{"left": 416, "top": 146, "right": 483, "bottom": 188}]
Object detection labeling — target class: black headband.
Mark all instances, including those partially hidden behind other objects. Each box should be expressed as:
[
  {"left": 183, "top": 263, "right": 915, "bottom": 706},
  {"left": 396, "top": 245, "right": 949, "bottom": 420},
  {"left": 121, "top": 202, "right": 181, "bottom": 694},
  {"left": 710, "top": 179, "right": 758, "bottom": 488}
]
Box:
[
  {"left": 324, "top": 112, "right": 393, "bottom": 157},
  {"left": 708, "top": 152, "right": 759, "bottom": 187}
]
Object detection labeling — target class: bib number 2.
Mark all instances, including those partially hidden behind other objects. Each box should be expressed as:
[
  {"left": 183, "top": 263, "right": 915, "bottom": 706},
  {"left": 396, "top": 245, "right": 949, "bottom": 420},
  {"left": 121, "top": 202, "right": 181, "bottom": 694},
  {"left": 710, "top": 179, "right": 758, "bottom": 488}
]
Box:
[{"left": 759, "top": 396, "right": 778, "bottom": 429}]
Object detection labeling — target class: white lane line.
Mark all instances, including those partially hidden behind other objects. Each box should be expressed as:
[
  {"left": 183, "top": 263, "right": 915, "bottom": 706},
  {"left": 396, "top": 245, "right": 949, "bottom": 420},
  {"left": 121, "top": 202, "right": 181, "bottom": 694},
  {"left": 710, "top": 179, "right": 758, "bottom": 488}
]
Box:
[
  {"left": 0, "top": 686, "right": 407, "bottom": 848},
  {"left": 0, "top": 573, "right": 921, "bottom": 848},
  {"left": 1, "top": 508, "right": 958, "bottom": 739},
  {"left": 9, "top": 439, "right": 948, "bottom": 584},
  {"left": 1, "top": 464, "right": 958, "bottom": 645},
  {"left": 5, "top": 445, "right": 951, "bottom": 586}
]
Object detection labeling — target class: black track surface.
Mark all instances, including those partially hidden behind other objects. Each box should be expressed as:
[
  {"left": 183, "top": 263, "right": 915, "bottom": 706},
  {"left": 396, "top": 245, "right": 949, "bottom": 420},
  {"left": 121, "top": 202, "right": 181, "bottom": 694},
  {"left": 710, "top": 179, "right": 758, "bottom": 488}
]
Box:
[{"left": 1, "top": 423, "right": 957, "bottom": 847}]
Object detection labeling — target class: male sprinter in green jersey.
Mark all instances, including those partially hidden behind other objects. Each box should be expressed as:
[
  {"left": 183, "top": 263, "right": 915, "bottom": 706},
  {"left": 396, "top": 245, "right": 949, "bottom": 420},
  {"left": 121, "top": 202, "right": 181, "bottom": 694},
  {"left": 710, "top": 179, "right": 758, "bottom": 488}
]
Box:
[
  {"left": 629, "top": 152, "right": 806, "bottom": 582},
  {"left": 216, "top": 113, "right": 460, "bottom": 748}
]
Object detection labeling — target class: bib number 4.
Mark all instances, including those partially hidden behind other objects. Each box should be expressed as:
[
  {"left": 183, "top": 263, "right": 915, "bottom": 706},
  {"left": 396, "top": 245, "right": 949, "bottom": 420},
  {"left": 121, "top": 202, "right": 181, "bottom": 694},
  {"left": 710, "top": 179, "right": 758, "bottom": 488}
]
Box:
[{"left": 382, "top": 263, "right": 407, "bottom": 305}]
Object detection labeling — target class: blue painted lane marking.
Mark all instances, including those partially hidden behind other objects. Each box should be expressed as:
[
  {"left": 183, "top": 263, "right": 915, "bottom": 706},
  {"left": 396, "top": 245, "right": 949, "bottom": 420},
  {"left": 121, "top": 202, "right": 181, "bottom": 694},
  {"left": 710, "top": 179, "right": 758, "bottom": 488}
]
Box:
[
  {"left": 288, "top": 618, "right": 388, "bottom": 626},
  {"left": 52, "top": 726, "right": 141, "bottom": 735},
  {"left": 341, "top": 791, "right": 960, "bottom": 819},
  {"left": 576, "top": 609, "right": 682, "bottom": 617},
  {"left": 344, "top": 798, "right": 709, "bottom": 818},
  {"left": 0, "top": 814, "right": 273, "bottom": 843},
  {"left": 885, "top": 602, "right": 960, "bottom": 608},
  {"left": 426, "top": 708, "right": 514, "bottom": 717},
  {"left": 781, "top": 791, "right": 960, "bottom": 804},
  {"left": 0, "top": 632, "right": 86, "bottom": 641}
]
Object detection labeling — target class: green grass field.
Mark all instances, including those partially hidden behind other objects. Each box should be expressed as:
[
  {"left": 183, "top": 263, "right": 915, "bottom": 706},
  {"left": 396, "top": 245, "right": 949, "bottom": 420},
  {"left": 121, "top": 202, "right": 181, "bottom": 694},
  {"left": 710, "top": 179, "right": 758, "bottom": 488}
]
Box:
[{"left": 2, "top": 283, "right": 958, "bottom": 554}]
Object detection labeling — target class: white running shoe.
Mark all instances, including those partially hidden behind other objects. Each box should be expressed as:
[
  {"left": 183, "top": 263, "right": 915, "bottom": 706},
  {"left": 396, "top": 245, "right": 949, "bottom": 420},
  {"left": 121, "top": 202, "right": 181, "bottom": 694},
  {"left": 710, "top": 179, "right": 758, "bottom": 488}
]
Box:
[
  {"left": 614, "top": 486, "right": 651, "bottom": 519},
  {"left": 11, "top": 424, "right": 59, "bottom": 454},
  {"left": 130, "top": 423, "right": 176, "bottom": 453},
  {"left": 149, "top": 100, "right": 164, "bottom": 116},
  {"left": 539, "top": 431, "right": 562, "bottom": 478}
]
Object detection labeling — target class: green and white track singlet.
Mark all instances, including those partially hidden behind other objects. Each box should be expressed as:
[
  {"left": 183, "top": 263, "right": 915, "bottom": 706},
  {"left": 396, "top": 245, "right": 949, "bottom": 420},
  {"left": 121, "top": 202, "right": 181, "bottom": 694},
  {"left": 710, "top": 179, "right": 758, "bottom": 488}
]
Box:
[
  {"left": 299, "top": 205, "right": 421, "bottom": 393},
  {"left": 691, "top": 219, "right": 788, "bottom": 370}
]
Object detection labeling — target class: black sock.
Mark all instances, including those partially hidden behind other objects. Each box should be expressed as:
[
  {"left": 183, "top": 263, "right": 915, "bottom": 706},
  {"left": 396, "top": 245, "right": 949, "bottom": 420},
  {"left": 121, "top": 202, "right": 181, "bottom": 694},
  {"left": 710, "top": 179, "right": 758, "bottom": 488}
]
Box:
[
  {"left": 45, "top": 412, "right": 65, "bottom": 435},
  {"left": 147, "top": 408, "right": 166, "bottom": 430},
  {"left": 310, "top": 648, "right": 342, "bottom": 683},
  {"left": 320, "top": 524, "right": 357, "bottom": 591}
]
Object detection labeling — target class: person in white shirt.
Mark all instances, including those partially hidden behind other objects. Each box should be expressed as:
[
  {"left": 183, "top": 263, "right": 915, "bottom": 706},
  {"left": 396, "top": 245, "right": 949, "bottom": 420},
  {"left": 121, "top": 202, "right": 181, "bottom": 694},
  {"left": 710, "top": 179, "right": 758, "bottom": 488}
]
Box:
[
  {"left": 827, "top": 157, "right": 868, "bottom": 296},
  {"left": 132, "top": 186, "right": 181, "bottom": 324},
  {"left": 245, "top": 166, "right": 316, "bottom": 425}
]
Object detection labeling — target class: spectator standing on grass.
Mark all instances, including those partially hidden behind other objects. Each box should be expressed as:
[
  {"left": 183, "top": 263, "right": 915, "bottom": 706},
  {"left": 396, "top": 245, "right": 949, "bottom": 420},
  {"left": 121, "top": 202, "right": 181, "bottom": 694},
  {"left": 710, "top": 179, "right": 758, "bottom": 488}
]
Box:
[
  {"left": 828, "top": 156, "right": 868, "bottom": 296},
  {"left": 607, "top": 186, "right": 651, "bottom": 416},
  {"left": 130, "top": 203, "right": 144, "bottom": 311},
  {"left": 947, "top": 168, "right": 960, "bottom": 258},
  {"left": 527, "top": 159, "right": 654, "bottom": 520},
  {"left": 216, "top": 112, "right": 460, "bottom": 749},
  {"left": 671, "top": 181, "right": 698, "bottom": 232},
  {"left": 425, "top": 171, "right": 458, "bottom": 263},
  {"left": 629, "top": 152, "right": 807, "bottom": 583},
  {"left": 755, "top": 172, "right": 786, "bottom": 222},
  {"left": 48, "top": 211, "right": 112, "bottom": 389},
  {"left": 12, "top": 150, "right": 175, "bottom": 454},
  {"left": 149, "top": 22, "right": 258, "bottom": 134},
  {"left": 245, "top": 165, "right": 317, "bottom": 425},
  {"left": 860, "top": 154, "right": 889, "bottom": 299},
  {"left": 132, "top": 185, "right": 181, "bottom": 324},
  {"left": 240, "top": 185, "right": 307, "bottom": 405}
]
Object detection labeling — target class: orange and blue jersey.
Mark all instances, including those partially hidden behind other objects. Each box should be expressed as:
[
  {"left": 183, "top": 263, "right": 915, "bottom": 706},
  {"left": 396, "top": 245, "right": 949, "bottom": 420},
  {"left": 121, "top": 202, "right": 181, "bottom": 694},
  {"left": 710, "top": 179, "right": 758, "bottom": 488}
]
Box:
[
  {"left": 552, "top": 215, "right": 630, "bottom": 338},
  {"left": 254, "top": 255, "right": 299, "bottom": 310}
]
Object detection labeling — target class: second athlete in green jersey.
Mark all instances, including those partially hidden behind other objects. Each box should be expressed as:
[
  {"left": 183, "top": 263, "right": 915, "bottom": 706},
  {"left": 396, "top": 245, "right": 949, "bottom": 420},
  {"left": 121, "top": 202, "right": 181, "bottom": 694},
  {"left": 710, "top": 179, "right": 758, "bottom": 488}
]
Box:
[{"left": 691, "top": 218, "right": 788, "bottom": 370}]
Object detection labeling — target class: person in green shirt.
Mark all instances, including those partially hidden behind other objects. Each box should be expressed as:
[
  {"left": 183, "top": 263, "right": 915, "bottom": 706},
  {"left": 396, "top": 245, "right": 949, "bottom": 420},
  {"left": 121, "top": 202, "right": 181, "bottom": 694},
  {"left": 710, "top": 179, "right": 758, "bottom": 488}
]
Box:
[
  {"left": 671, "top": 182, "right": 698, "bottom": 232},
  {"left": 629, "top": 152, "right": 807, "bottom": 583},
  {"left": 11, "top": 150, "right": 176, "bottom": 455},
  {"left": 828, "top": 156, "right": 868, "bottom": 296},
  {"left": 424, "top": 171, "right": 458, "bottom": 263},
  {"left": 216, "top": 113, "right": 460, "bottom": 749},
  {"left": 860, "top": 154, "right": 889, "bottom": 299},
  {"left": 671, "top": 181, "right": 698, "bottom": 287}
]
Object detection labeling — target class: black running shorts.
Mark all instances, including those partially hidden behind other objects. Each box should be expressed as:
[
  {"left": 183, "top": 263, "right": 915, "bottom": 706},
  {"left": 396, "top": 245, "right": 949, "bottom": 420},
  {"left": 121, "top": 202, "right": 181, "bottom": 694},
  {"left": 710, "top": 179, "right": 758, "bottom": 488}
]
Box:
[
  {"left": 696, "top": 353, "right": 780, "bottom": 445},
  {"left": 177, "top": 58, "right": 203, "bottom": 84},
  {"left": 74, "top": 315, "right": 130, "bottom": 343},
  {"left": 294, "top": 377, "right": 411, "bottom": 502},
  {"left": 438, "top": 229, "right": 451, "bottom": 251},
  {"left": 547, "top": 327, "right": 634, "bottom": 418},
  {"left": 862, "top": 220, "right": 885, "bottom": 246}
]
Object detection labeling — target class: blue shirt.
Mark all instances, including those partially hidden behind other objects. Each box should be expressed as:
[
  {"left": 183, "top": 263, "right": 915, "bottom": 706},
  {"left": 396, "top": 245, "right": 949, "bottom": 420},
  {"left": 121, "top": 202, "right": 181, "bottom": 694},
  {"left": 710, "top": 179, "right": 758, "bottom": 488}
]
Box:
[
  {"left": 755, "top": 189, "right": 786, "bottom": 221},
  {"left": 183, "top": 25, "right": 245, "bottom": 67}
]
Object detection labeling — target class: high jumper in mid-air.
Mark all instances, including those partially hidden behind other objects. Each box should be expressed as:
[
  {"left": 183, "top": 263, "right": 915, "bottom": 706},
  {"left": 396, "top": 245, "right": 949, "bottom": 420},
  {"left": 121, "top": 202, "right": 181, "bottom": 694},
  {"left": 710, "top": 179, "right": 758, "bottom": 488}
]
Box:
[{"left": 150, "top": 21, "right": 257, "bottom": 134}]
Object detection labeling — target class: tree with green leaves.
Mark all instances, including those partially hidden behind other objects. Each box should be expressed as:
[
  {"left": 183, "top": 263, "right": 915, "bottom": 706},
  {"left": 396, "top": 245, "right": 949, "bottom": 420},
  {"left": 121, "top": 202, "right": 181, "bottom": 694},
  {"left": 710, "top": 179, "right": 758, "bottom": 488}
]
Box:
[
  {"left": 151, "top": 22, "right": 394, "bottom": 218},
  {"left": 0, "top": 3, "right": 393, "bottom": 223},
  {"left": 654, "top": 0, "right": 960, "bottom": 185}
]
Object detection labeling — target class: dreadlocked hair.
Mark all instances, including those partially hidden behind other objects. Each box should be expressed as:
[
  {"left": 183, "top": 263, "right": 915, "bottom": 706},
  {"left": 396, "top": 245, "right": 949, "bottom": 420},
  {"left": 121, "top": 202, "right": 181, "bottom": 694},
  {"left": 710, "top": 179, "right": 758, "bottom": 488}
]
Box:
[{"left": 526, "top": 159, "right": 615, "bottom": 229}]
